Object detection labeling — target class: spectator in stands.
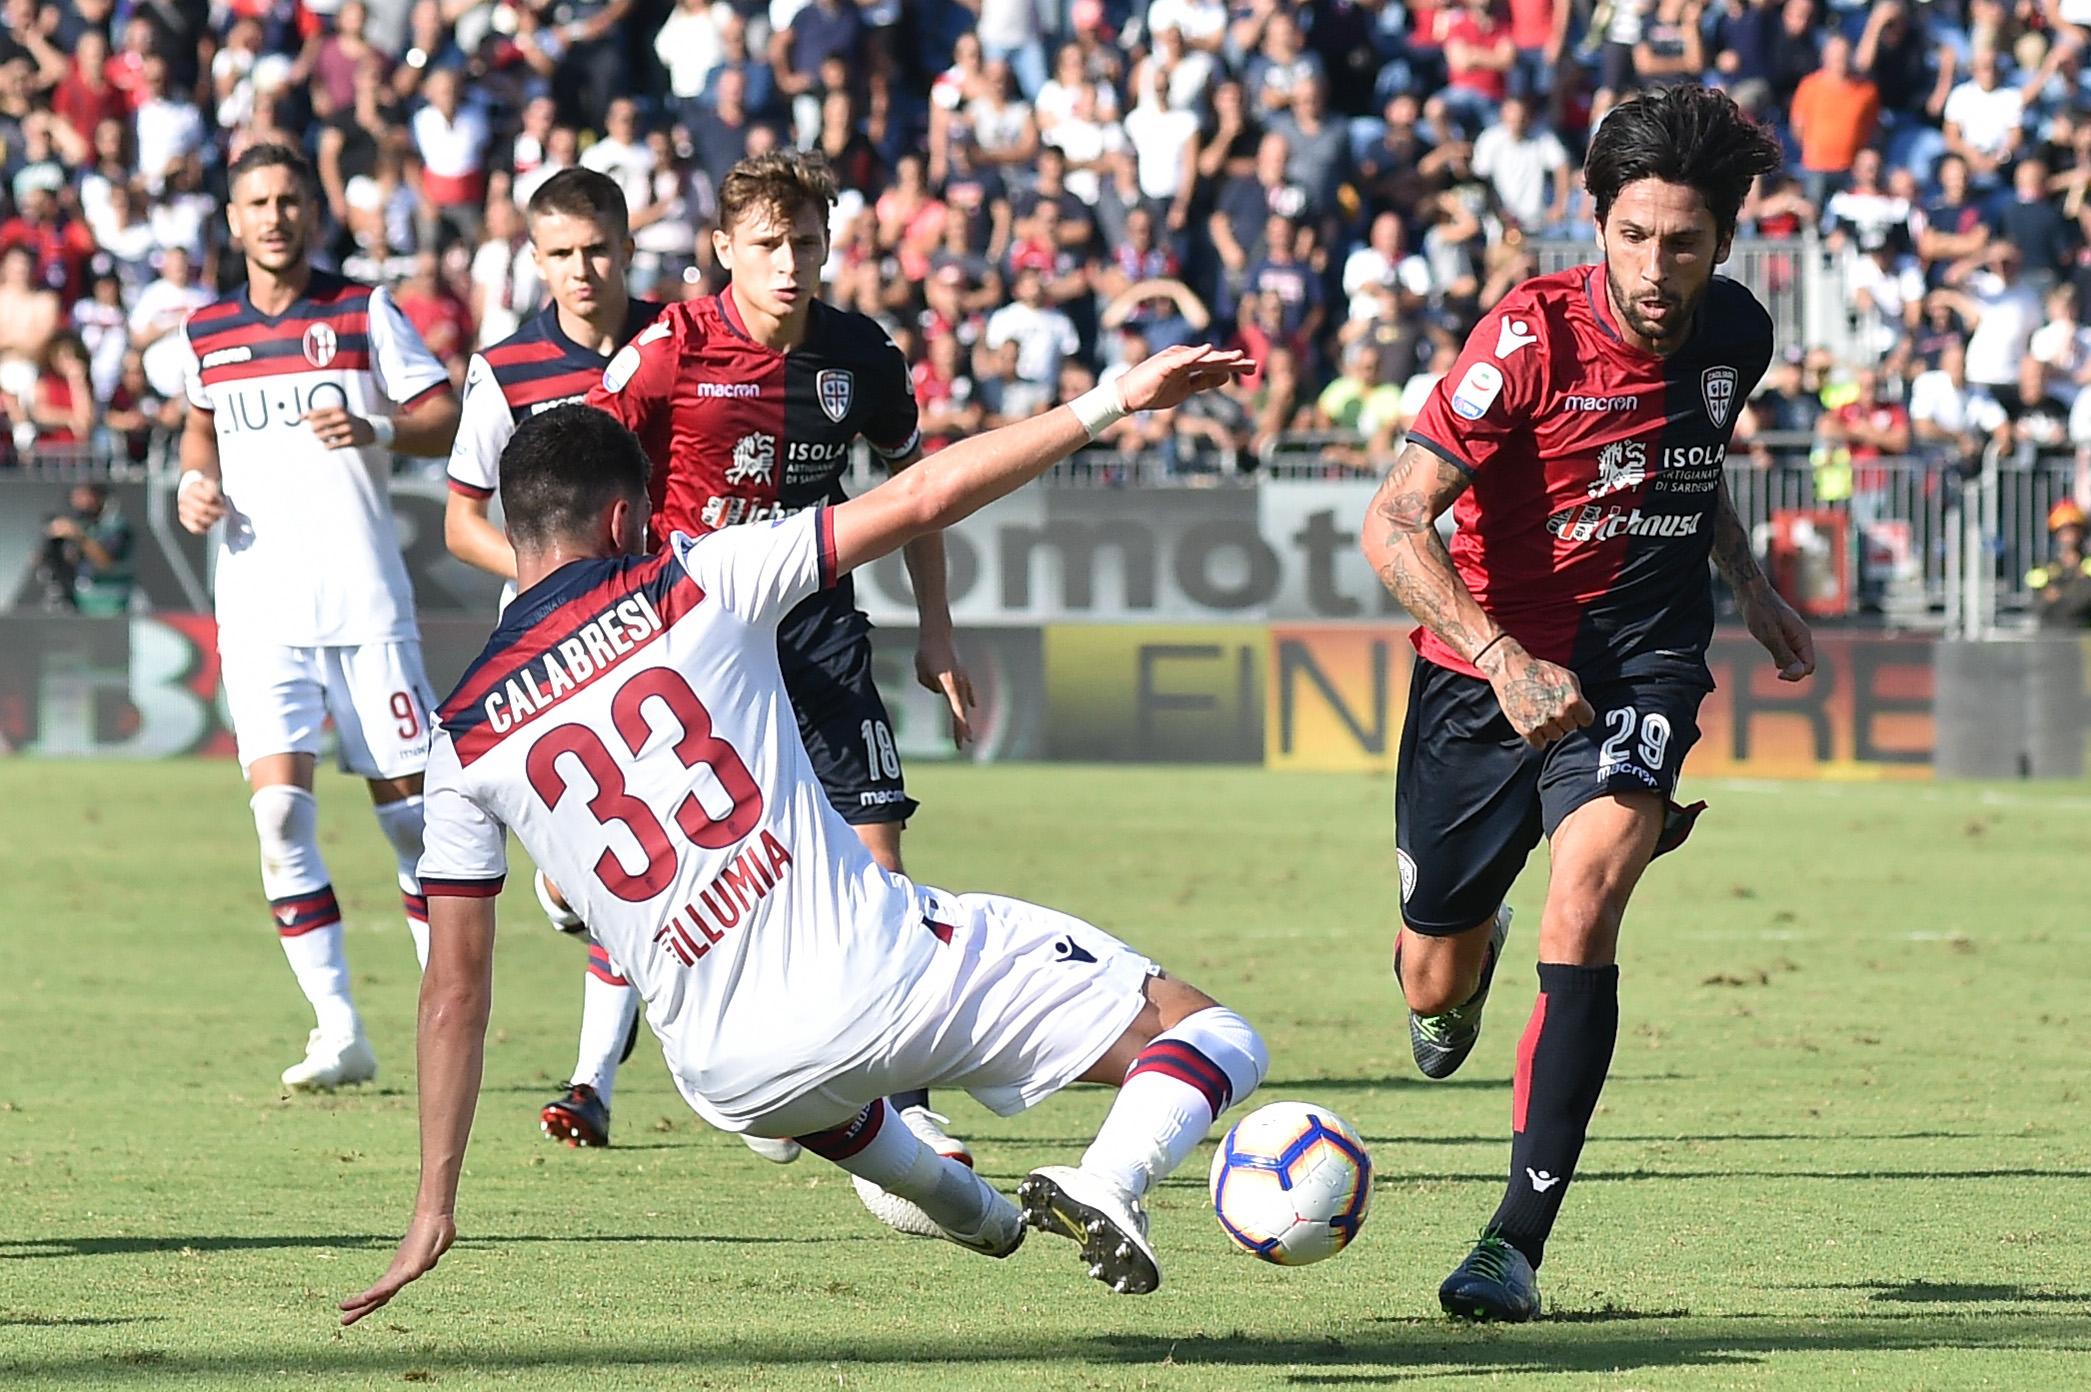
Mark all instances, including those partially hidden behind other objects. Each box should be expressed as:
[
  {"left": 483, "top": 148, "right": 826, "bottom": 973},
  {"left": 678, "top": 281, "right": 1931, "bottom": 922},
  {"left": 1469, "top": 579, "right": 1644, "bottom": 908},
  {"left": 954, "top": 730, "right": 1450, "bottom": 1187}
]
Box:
[
  {"left": 1765, "top": 0, "right": 1824, "bottom": 110},
  {"left": 1738, "top": 348, "right": 1823, "bottom": 464},
  {"left": 2025, "top": 500, "right": 2091, "bottom": 627},
  {"left": 550, "top": 0, "right": 634, "bottom": 133},
  {"left": 6, "top": 330, "right": 93, "bottom": 449},
  {"left": 72, "top": 270, "right": 128, "bottom": 403},
  {"left": 1942, "top": 45, "right": 2026, "bottom": 190},
  {"left": 1851, "top": 227, "right": 1926, "bottom": 367},
  {"left": 1995, "top": 158, "right": 2078, "bottom": 283},
  {"left": 1909, "top": 339, "right": 2008, "bottom": 467},
  {"left": 1245, "top": 8, "right": 1324, "bottom": 115},
  {"left": 128, "top": 245, "right": 211, "bottom": 400},
  {"left": 982, "top": 264, "right": 1076, "bottom": 421},
  {"left": 966, "top": 60, "right": 1040, "bottom": 175},
  {"left": 1, "top": 169, "right": 95, "bottom": 304},
  {"left": 413, "top": 66, "right": 492, "bottom": 248},
  {"left": 0, "top": 244, "right": 60, "bottom": 401},
  {"left": 974, "top": 0, "right": 1051, "bottom": 98},
  {"left": 1442, "top": 0, "right": 1516, "bottom": 122},
  {"left": 2008, "top": 355, "right": 2074, "bottom": 457},
  {"left": 1635, "top": 0, "right": 1707, "bottom": 88},
  {"left": 1473, "top": 97, "right": 1571, "bottom": 234},
  {"left": 133, "top": 54, "right": 204, "bottom": 198},
  {"left": 914, "top": 330, "right": 983, "bottom": 454},
  {"left": 1133, "top": 17, "right": 1217, "bottom": 116},
  {"left": 1269, "top": 76, "right": 1348, "bottom": 213},
  {"left": 104, "top": 348, "right": 176, "bottom": 466},
  {"left": 1936, "top": 245, "right": 2043, "bottom": 410},
  {"left": 1915, "top": 154, "right": 1990, "bottom": 284},
  {"left": 1791, "top": 35, "right": 1882, "bottom": 205},
  {"left": 2031, "top": 284, "right": 2091, "bottom": 407},
  {"left": 1313, "top": 340, "right": 1405, "bottom": 470},
  {"left": 51, "top": 30, "right": 126, "bottom": 150}
]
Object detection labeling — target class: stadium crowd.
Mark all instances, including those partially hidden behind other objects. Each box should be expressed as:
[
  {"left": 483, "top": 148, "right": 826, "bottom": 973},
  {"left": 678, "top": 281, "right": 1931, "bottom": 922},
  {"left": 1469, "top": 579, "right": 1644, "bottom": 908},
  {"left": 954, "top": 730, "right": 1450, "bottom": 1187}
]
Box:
[{"left": 1, "top": 0, "right": 2089, "bottom": 478}]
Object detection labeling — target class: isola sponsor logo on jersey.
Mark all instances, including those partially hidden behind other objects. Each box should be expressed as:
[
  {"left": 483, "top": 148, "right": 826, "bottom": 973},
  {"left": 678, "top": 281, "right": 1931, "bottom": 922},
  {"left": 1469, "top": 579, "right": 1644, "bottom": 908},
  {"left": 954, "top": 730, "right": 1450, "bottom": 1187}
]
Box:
[{"left": 1547, "top": 502, "right": 1705, "bottom": 543}]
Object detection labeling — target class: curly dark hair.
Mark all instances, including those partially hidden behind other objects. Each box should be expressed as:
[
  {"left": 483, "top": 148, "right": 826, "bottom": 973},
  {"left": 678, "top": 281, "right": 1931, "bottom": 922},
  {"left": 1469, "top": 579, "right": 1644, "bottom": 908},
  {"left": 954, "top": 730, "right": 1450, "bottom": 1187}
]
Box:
[{"left": 1584, "top": 86, "right": 1784, "bottom": 242}]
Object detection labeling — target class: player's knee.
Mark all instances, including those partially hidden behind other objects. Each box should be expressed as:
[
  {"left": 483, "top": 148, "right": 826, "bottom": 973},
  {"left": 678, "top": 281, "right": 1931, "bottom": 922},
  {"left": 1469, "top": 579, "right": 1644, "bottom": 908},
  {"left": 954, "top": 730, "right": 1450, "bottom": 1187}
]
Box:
[
  {"left": 1537, "top": 897, "right": 1626, "bottom": 964},
  {"left": 250, "top": 783, "right": 318, "bottom": 853},
  {"left": 1397, "top": 926, "right": 1491, "bottom": 1015}
]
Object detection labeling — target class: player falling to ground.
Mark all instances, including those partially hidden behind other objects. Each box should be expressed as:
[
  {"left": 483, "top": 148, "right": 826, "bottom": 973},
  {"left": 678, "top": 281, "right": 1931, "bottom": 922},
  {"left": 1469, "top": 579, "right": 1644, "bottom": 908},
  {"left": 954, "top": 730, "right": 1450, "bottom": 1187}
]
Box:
[
  {"left": 583, "top": 150, "right": 977, "bottom": 1179},
  {"left": 339, "top": 348, "right": 1261, "bottom": 1324},
  {"left": 175, "top": 143, "right": 462, "bottom": 1089},
  {"left": 442, "top": 168, "right": 668, "bottom": 1150},
  {"left": 1360, "top": 86, "right": 1814, "bottom": 1321}
]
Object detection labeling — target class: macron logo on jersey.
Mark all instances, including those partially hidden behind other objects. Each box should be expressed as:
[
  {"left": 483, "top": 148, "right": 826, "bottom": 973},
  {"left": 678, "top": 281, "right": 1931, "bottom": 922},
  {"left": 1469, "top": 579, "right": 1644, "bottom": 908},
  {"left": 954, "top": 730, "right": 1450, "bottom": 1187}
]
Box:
[{"left": 1494, "top": 318, "right": 1538, "bottom": 358}]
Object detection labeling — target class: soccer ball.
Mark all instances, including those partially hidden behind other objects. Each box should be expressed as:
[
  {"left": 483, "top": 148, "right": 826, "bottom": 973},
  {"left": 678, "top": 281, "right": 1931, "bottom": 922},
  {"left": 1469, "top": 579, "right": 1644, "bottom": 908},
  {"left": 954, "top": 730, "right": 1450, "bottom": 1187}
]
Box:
[{"left": 1208, "top": 1101, "right": 1373, "bottom": 1266}]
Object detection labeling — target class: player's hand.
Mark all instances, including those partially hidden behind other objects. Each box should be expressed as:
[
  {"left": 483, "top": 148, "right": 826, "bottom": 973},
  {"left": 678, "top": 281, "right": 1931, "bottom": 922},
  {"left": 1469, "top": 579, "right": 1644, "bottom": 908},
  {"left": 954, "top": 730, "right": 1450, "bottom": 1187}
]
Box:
[
  {"left": 340, "top": 1211, "right": 455, "bottom": 1327},
  {"left": 1739, "top": 582, "right": 1816, "bottom": 682},
  {"left": 176, "top": 473, "right": 227, "bottom": 534},
  {"left": 1485, "top": 648, "right": 1595, "bottom": 749},
  {"left": 303, "top": 405, "right": 376, "bottom": 451},
  {"left": 915, "top": 633, "right": 978, "bottom": 749},
  {"left": 1117, "top": 344, "right": 1255, "bottom": 414}
]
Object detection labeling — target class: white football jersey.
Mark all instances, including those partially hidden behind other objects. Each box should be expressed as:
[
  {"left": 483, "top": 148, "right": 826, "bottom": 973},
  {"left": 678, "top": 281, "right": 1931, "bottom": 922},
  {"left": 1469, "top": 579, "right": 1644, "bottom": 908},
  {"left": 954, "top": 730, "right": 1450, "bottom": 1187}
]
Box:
[
  {"left": 418, "top": 511, "right": 940, "bottom": 1129},
  {"left": 181, "top": 272, "right": 450, "bottom": 646}
]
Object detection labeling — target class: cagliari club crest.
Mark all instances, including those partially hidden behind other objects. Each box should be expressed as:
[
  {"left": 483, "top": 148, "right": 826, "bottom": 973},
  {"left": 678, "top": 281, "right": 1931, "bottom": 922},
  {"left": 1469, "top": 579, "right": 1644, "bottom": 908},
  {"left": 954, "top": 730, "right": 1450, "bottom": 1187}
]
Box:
[
  {"left": 1701, "top": 366, "right": 1738, "bottom": 430},
  {"left": 302, "top": 323, "right": 338, "bottom": 368},
  {"left": 816, "top": 368, "right": 853, "bottom": 423}
]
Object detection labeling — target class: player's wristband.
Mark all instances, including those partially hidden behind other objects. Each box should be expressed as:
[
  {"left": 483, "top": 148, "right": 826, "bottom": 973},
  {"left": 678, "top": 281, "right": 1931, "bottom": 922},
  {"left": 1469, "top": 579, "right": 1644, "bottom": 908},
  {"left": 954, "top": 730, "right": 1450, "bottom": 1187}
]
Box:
[
  {"left": 1069, "top": 380, "right": 1129, "bottom": 441},
  {"left": 1472, "top": 632, "right": 1511, "bottom": 668},
  {"left": 177, "top": 470, "right": 212, "bottom": 501},
  {"left": 369, "top": 415, "right": 398, "bottom": 449}
]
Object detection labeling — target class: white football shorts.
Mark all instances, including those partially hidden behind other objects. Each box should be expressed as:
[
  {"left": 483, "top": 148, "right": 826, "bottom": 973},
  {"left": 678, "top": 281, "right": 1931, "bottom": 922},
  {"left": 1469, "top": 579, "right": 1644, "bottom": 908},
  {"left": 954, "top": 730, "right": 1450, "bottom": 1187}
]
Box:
[
  {"left": 218, "top": 639, "right": 436, "bottom": 780},
  {"left": 742, "top": 889, "right": 1159, "bottom": 1139}
]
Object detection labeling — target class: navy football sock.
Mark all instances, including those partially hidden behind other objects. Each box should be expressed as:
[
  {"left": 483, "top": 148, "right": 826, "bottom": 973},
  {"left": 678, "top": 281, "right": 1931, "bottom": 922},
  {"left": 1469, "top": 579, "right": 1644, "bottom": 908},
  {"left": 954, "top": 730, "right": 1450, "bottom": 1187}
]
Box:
[
  {"left": 886, "top": 1089, "right": 931, "bottom": 1113},
  {"left": 1487, "top": 963, "right": 1619, "bottom": 1269}
]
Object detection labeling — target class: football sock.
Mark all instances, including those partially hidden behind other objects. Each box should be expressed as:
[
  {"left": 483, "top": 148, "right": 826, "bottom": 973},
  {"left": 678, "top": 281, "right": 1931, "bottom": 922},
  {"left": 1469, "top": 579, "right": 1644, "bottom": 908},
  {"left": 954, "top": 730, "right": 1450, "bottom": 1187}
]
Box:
[
  {"left": 372, "top": 795, "right": 429, "bottom": 969},
  {"left": 886, "top": 1089, "right": 931, "bottom": 1112},
  {"left": 252, "top": 785, "right": 360, "bottom": 1042},
  {"left": 571, "top": 939, "right": 640, "bottom": 1105},
  {"left": 797, "top": 1101, "right": 994, "bottom": 1232},
  {"left": 1487, "top": 963, "right": 1620, "bottom": 1269},
  {"left": 1081, "top": 1007, "right": 1269, "bottom": 1198}
]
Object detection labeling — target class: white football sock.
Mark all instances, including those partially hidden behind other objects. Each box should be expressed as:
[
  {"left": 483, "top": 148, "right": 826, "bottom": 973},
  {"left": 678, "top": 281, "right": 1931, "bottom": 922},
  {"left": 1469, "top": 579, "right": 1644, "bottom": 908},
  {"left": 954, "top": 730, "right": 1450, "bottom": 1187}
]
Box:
[
  {"left": 372, "top": 794, "right": 429, "bottom": 969},
  {"left": 571, "top": 939, "right": 640, "bottom": 1103},
  {"left": 1081, "top": 1007, "right": 1269, "bottom": 1198},
  {"left": 252, "top": 785, "right": 360, "bottom": 1041},
  {"left": 800, "top": 1102, "right": 994, "bottom": 1232}
]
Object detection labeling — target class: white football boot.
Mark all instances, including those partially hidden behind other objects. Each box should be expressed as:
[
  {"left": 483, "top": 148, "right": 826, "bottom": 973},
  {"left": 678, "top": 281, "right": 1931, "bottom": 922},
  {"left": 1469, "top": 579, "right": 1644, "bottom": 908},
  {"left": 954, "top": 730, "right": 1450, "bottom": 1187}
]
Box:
[
  {"left": 854, "top": 1108, "right": 975, "bottom": 1230},
  {"left": 740, "top": 1134, "right": 803, "bottom": 1164},
  {"left": 281, "top": 1029, "right": 378, "bottom": 1090},
  {"left": 1018, "top": 1165, "right": 1161, "bottom": 1294}
]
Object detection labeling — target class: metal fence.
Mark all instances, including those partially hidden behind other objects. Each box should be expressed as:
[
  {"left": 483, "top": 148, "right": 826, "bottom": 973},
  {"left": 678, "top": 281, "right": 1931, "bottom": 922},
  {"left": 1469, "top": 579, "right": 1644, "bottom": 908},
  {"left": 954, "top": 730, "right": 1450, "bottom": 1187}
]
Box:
[{"left": 13, "top": 430, "right": 2081, "bottom": 628}]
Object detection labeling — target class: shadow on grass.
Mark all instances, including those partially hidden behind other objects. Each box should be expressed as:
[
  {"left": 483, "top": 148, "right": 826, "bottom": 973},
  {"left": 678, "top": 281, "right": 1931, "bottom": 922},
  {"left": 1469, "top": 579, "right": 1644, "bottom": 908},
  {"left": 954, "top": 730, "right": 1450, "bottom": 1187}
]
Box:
[
  {"left": 0, "top": 1315, "right": 163, "bottom": 1327},
  {"left": 1, "top": 1231, "right": 884, "bottom": 1260},
  {"left": 1792, "top": 1281, "right": 2089, "bottom": 1306},
  {"left": 6, "top": 1313, "right": 2087, "bottom": 1383}
]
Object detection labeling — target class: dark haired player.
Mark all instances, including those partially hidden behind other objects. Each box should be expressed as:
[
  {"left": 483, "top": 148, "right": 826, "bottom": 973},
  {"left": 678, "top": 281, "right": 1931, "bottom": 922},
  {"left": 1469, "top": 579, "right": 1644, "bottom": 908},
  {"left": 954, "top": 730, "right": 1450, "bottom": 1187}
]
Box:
[
  {"left": 443, "top": 168, "right": 670, "bottom": 1151},
  {"left": 585, "top": 150, "right": 978, "bottom": 1192},
  {"left": 1360, "top": 87, "right": 1816, "bottom": 1321},
  {"left": 342, "top": 348, "right": 1261, "bottom": 1323},
  {"left": 174, "top": 144, "right": 460, "bottom": 1088}
]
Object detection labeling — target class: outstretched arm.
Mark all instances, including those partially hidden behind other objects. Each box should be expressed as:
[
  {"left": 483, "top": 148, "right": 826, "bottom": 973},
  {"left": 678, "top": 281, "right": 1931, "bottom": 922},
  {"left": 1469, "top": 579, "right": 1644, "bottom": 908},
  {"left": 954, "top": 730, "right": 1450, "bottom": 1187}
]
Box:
[
  {"left": 340, "top": 894, "right": 495, "bottom": 1326},
  {"left": 1360, "top": 441, "right": 1593, "bottom": 747},
  {"left": 1712, "top": 481, "right": 1815, "bottom": 681},
  {"left": 829, "top": 345, "right": 1251, "bottom": 576}
]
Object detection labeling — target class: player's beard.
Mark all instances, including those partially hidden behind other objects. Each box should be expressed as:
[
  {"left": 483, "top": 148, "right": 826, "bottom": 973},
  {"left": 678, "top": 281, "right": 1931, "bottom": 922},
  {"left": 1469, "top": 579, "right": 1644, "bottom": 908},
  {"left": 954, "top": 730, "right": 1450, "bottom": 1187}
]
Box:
[
  {"left": 1605, "top": 265, "right": 1700, "bottom": 354},
  {"left": 247, "top": 222, "right": 308, "bottom": 277}
]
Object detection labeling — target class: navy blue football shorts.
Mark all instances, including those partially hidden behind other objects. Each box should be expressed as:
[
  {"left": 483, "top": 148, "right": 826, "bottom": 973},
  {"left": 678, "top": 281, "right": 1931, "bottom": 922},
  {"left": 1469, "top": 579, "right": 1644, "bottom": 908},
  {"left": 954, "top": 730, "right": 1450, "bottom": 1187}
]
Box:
[
  {"left": 783, "top": 633, "right": 918, "bottom": 828},
  {"left": 1393, "top": 651, "right": 1713, "bottom": 936}
]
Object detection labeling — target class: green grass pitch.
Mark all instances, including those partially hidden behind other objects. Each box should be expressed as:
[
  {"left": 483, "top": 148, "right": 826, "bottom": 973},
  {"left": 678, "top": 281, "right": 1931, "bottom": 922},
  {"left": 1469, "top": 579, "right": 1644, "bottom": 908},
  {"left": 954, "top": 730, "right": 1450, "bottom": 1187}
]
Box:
[{"left": 3, "top": 760, "right": 2087, "bottom": 1390}]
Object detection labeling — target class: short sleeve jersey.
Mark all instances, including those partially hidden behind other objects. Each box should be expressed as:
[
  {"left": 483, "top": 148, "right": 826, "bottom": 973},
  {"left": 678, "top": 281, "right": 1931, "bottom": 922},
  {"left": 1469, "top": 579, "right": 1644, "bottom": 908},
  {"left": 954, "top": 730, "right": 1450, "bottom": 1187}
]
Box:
[
  {"left": 1407, "top": 266, "right": 1775, "bottom": 683},
  {"left": 417, "top": 510, "right": 937, "bottom": 1130},
  {"left": 583, "top": 293, "right": 919, "bottom": 662},
  {"left": 180, "top": 271, "right": 451, "bottom": 646},
  {"left": 447, "top": 299, "right": 667, "bottom": 500}
]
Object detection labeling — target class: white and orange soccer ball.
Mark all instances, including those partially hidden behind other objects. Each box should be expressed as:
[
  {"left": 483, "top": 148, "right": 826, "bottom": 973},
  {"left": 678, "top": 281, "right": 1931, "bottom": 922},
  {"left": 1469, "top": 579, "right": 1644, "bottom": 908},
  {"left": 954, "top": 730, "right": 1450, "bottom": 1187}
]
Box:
[{"left": 1208, "top": 1101, "right": 1373, "bottom": 1266}]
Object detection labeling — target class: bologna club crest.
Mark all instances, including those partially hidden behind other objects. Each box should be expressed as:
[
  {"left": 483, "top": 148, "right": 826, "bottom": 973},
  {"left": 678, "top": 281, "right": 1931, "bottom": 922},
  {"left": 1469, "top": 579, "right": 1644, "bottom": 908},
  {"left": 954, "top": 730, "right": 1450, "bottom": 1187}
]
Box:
[
  {"left": 302, "top": 323, "right": 339, "bottom": 368},
  {"left": 816, "top": 369, "right": 853, "bottom": 423},
  {"left": 1701, "top": 366, "right": 1738, "bottom": 430}
]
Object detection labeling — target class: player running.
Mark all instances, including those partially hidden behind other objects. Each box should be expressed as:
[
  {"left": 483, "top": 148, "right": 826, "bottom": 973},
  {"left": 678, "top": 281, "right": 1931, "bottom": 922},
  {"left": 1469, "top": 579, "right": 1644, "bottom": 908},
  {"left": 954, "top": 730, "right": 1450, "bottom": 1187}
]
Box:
[
  {"left": 442, "top": 168, "right": 668, "bottom": 1150},
  {"left": 583, "top": 150, "right": 976, "bottom": 1179},
  {"left": 340, "top": 347, "right": 1260, "bottom": 1323},
  {"left": 175, "top": 143, "right": 461, "bottom": 1089},
  {"left": 1360, "top": 87, "right": 1814, "bottom": 1321}
]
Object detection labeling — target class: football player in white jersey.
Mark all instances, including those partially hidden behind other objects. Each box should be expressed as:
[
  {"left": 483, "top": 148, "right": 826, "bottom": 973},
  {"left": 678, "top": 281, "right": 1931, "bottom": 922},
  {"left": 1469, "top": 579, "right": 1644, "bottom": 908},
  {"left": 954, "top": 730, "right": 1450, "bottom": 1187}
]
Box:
[
  {"left": 342, "top": 345, "right": 1261, "bottom": 1322},
  {"left": 176, "top": 143, "right": 462, "bottom": 1090},
  {"left": 443, "top": 168, "right": 670, "bottom": 1150}
]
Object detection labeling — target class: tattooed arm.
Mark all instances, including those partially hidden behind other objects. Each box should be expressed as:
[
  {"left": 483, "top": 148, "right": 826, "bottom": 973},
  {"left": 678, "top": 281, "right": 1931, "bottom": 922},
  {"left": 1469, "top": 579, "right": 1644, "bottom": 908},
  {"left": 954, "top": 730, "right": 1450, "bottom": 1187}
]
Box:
[
  {"left": 1713, "top": 480, "right": 1816, "bottom": 682},
  {"left": 1362, "top": 441, "right": 1594, "bottom": 747}
]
